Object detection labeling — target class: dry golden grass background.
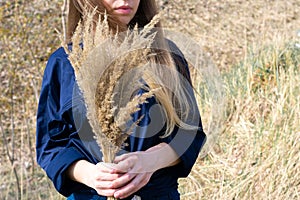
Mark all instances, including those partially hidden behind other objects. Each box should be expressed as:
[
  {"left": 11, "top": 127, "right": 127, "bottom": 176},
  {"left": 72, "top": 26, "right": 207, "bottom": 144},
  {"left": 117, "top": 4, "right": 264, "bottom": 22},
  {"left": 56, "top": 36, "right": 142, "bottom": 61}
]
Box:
[{"left": 0, "top": 0, "right": 299, "bottom": 199}]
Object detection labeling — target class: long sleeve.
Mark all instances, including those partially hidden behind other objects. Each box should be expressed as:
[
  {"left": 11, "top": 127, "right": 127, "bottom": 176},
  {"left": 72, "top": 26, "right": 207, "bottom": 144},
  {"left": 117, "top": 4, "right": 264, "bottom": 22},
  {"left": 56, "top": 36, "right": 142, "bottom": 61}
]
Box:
[{"left": 36, "top": 47, "right": 96, "bottom": 197}]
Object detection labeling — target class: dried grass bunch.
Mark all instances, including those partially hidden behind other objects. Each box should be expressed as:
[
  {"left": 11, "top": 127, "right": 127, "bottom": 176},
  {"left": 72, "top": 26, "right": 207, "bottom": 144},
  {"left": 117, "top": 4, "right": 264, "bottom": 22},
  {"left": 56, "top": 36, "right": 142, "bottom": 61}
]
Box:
[{"left": 63, "top": 9, "right": 161, "bottom": 166}]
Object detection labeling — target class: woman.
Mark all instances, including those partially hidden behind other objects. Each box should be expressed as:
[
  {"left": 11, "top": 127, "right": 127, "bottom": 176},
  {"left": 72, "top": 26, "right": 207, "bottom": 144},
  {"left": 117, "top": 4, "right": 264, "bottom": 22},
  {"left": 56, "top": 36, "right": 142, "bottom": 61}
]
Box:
[{"left": 36, "top": 0, "right": 206, "bottom": 199}]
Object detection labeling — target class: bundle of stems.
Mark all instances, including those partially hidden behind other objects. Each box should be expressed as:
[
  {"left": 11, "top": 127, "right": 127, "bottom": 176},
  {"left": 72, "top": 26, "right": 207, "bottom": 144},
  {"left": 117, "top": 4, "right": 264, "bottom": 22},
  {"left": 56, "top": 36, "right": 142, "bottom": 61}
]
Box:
[{"left": 63, "top": 10, "right": 161, "bottom": 200}]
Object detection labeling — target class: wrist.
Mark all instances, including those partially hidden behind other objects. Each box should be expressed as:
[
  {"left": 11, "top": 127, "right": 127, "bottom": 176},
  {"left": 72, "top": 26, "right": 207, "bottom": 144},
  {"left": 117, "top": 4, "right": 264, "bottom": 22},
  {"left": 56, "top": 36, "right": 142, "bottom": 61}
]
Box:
[
  {"left": 146, "top": 143, "right": 180, "bottom": 171},
  {"left": 67, "top": 160, "right": 95, "bottom": 187}
]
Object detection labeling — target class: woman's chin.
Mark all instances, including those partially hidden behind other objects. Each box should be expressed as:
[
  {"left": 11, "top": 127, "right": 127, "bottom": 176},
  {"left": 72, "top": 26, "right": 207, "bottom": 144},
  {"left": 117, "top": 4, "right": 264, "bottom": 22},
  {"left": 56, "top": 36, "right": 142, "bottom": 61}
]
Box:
[{"left": 117, "top": 17, "right": 132, "bottom": 27}]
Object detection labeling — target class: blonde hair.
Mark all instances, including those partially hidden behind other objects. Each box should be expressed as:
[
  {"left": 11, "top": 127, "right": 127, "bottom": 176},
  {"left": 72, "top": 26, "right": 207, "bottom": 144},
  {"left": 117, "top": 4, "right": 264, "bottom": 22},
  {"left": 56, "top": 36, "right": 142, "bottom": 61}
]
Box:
[{"left": 67, "top": 0, "right": 196, "bottom": 136}]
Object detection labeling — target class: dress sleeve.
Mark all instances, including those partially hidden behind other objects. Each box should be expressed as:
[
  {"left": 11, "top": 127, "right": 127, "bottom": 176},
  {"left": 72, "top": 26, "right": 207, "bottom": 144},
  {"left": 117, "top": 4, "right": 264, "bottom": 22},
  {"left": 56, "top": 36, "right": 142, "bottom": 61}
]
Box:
[
  {"left": 36, "top": 48, "right": 91, "bottom": 196},
  {"left": 161, "top": 123, "right": 206, "bottom": 178},
  {"left": 161, "top": 40, "right": 207, "bottom": 177}
]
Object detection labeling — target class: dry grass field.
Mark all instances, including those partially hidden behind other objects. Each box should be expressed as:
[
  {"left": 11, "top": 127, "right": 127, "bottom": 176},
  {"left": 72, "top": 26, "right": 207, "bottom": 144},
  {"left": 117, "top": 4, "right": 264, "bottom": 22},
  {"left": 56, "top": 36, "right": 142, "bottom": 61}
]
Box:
[{"left": 0, "top": 0, "right": 299, "bottom": 199}]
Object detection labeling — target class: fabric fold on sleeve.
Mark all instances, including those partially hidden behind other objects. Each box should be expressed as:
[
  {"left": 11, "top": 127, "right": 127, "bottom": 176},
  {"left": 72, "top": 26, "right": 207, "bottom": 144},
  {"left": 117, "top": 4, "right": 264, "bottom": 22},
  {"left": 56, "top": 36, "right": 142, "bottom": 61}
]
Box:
[
  {"left": 36, "top": 47, "right": 95, "bottom": 197},
  {"left": 46, "top": 146, "right": 88, "bottom": 196},
  {"left": 161, "top": 125, "right": 206, "bottom": 177}
]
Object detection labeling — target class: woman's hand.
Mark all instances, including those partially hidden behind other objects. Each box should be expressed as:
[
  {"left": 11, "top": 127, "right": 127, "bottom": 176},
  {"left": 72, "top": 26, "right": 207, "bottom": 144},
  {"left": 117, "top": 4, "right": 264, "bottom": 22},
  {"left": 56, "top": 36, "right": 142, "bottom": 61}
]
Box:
[
  {"left": 67, "top": 160, "right": 124, "bottom": 197},
  {"left": 111, "top": 151, "right": 155, "bottom": 199},
  {"left": 111, "top": 143, "right": 180, "bottom": 199}
]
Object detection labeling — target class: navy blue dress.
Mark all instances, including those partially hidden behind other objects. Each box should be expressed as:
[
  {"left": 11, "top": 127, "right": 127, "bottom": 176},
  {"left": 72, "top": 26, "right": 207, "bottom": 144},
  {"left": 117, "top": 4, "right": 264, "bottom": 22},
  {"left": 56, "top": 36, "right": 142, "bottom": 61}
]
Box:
[{"left": 36, "top": 41, "right": 206, "bottom": 199}]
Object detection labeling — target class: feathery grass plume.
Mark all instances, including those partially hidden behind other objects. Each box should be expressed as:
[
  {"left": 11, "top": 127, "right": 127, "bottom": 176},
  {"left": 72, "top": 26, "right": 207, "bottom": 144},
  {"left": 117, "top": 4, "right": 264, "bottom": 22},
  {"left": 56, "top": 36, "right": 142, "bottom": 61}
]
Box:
[
  {"left": 63, "top": 9, "right": 161, "bottom": 199},
  {"left": 63, "top": 5, "right": 162, "bottom": 194}
]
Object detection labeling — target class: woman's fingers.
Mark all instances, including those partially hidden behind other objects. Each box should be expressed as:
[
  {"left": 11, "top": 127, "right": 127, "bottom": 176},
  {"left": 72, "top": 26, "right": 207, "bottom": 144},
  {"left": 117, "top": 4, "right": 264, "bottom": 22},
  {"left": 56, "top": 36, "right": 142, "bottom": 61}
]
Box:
[
  {"left": 96, "top": 172, "right": 123, "bottom": 181},
  {"left": 96, "top": 162, "right": 124, "bottom": 173},
  {"left": 114, "top": 154, "right": 138, "bottom": 172},
  {"left": 94, "top": 188, "right": 116, "bottom": 197},
  {"left": 114, "top": 153, "right": 131, "bottom": 163},
  {"left": 94, "top": 180, "right": 114, "bottom": 189},
  {"left": 110, "top": 172, "right": 136, "bottom": 189},
  {"left": 91, "top": 163, "right": 125, "bottom": 196},
  {"left": 86, "top": 162, "right": 125, "bottom": 194},
  {"left": 113, "top": 173, "right": 152, "bottom": 199}
]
